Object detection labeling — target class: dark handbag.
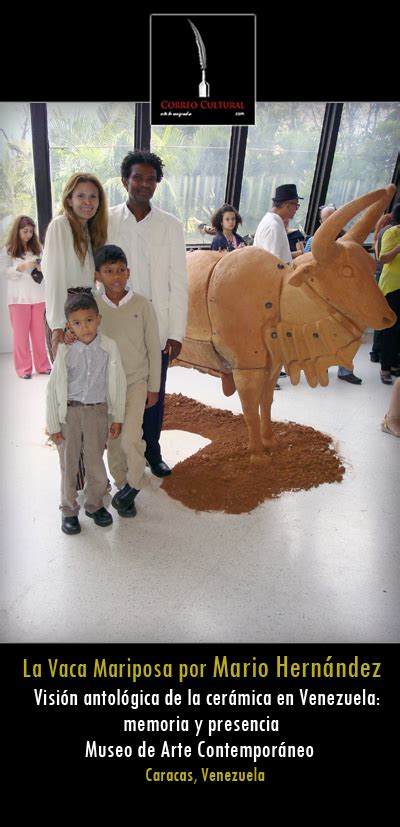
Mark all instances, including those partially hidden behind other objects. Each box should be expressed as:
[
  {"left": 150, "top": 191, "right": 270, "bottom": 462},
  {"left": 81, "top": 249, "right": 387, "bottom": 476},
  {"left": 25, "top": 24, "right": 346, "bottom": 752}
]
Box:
[{"left": 31, "top": 267, "right": 43, "bottom": 284}]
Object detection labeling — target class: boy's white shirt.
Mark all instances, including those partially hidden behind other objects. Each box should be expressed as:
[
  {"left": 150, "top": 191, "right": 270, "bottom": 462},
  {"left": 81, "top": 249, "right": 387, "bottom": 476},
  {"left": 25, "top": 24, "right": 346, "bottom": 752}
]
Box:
[{"left": 97, "top": 284, "right": 134, "bottom": 308}]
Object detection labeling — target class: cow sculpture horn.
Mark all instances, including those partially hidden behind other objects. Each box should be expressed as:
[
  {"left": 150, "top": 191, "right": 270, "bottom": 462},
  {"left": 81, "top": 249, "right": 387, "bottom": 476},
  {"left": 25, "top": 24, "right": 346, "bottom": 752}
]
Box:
[
  {"left": 342, "top": 184, "right": 397, "bottom": 244},
  {"left": 312, "top": 185, "right": 396, "bottom": 265}
]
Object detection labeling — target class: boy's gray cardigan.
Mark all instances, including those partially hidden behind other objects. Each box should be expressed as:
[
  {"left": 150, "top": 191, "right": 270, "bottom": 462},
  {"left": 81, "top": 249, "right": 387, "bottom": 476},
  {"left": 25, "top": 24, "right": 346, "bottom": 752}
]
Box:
[{"left": 46, "top": 334, "right": 127, "bottom": 435}]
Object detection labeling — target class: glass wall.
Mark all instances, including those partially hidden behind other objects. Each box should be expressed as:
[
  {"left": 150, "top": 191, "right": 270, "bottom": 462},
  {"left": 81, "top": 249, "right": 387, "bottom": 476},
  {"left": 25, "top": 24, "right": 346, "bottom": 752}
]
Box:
[
  {"left": 325, "top": 102, "right": 400, "bottom": 208},
  {"left": 47, "top": 102, "right": 136, "bottom": 212},
  {"left": 240, "top": 102, "right": 326, "bottom": 237},
  {"left": 0, "top": 102, "right": 36, "bottom": 247},
  {"left": 151, "top": 124, "right": 232, "bottom": 244},
  {"left": 2, "top": 100, "right": 399, "bottom": 252}
]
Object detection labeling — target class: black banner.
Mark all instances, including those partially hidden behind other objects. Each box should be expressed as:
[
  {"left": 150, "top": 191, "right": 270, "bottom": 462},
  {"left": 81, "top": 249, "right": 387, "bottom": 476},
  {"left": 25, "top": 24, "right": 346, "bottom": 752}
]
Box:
[{"left": 4, "top": 642, "right": 396, "bottom": 793}]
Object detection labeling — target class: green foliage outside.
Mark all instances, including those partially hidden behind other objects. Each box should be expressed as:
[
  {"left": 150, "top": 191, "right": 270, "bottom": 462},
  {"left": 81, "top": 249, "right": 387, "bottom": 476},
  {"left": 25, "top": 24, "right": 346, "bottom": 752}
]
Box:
[
  {"left": 47, "top": 102, "right": 135, "bottom": 213},
  {"left": 0, "top": 103, "right": 36, "bottom": 243},
  {"left": 326, "top": 102, "right": 399, "bottom": 208},
  {"left": 240, "top": 102, "right": 327, "bottom": 235}
]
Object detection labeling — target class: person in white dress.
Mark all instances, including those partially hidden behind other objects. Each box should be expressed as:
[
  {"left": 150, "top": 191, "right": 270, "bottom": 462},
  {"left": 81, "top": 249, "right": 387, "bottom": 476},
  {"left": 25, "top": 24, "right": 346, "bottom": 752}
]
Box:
[{"left": 3, "top": 215, "right": 51, "bottom": 378}]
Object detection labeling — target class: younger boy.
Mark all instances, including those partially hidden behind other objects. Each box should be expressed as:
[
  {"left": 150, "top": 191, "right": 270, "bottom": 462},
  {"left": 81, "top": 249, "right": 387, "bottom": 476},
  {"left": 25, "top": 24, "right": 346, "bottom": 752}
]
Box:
[
  {"left": 46, "top": 289, "right": 127, "bottom": 535},
  {"left": 94, "top": 245, "right": 161, "bottom": 517}
]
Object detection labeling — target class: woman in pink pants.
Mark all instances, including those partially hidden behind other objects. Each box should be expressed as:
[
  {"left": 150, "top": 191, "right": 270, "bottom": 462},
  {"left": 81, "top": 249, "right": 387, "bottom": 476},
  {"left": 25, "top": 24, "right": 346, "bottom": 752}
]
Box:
[{"left": 3, "top": 215, "right": 51, "bottom": 378}]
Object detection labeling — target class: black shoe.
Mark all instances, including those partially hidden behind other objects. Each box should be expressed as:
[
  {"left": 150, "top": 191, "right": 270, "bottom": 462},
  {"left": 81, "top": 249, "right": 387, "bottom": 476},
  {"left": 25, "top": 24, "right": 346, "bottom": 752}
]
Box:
[
  {"left": 370, "top": 352, "right": 380, "bottom": 363},
  {"left": 338, "top": 373, "right": 362, "bottom": 385},
  {"left": 40, "top": 369, "right": 52, "bottom": 375},
  {"left": 111, "top": 483, "right": 139, "bottom": 509},
  {"left": 279, "top": 371, "right": 287, "bottom": 377},
  {"left": 274, "top": 382, "right": 281, "bottom": 390},
  {"left": 62, "top": 515, "right": 81, "bottom": 535},
  {"left": 115, "top": 501, "right": 137, "bottom": 518},
  {"left": 21, "top": 374, "right": 32, "bottom": 379},
  {"left": 85, "top": 507, "right": 113, "bottom": 526},
  {"left": 149, "top": 461, "right": 171, "bottom": 477}
]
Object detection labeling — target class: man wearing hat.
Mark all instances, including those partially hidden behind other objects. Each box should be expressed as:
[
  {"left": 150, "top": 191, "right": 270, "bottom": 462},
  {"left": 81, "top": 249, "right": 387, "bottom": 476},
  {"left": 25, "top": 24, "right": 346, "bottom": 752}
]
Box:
[{"left": 253, "top": 184, "right": 303, "bottom": 264}]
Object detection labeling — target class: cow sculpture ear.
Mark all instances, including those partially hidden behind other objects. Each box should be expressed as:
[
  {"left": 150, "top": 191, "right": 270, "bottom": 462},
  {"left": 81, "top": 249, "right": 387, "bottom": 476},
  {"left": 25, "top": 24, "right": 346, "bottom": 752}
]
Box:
[{"left": 288, "top": 261, "right": 316, "bottom": 288}]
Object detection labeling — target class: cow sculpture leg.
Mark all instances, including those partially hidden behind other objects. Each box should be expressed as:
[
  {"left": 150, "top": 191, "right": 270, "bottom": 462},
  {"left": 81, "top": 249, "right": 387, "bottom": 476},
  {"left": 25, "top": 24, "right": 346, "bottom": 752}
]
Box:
[
  {"left": 260, "top": 369, "right": 280, "bottom": 449},
  {"left": 233, "top": 368, "right": 274, "bottom": 464}
]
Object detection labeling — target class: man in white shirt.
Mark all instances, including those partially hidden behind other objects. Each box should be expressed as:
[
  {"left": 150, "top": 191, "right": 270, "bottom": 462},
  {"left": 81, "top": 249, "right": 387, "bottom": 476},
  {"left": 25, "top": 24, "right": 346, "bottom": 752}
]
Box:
[
  {"left": 107, "top": 150, "right": 188, "bottom": 477},
  {"left": 253, "top": 183, "right": 304, "bottom": 264}
]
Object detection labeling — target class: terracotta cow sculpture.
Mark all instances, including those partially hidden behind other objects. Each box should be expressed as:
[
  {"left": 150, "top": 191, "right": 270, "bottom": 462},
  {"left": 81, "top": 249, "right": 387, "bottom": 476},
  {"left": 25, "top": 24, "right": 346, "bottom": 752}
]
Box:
[{"left": 173, "top": 186, "right": 397, "bottom": 463}]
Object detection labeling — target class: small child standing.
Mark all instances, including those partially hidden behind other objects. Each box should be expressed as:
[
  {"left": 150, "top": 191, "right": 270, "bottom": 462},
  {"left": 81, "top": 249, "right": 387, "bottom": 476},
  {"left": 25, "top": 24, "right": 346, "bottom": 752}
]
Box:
[
  {"left": 94, "top": 245, "right": 161, "bottom": 517},
  {"left": 46, "top": 289, "right": 126, "bottom": 535}
]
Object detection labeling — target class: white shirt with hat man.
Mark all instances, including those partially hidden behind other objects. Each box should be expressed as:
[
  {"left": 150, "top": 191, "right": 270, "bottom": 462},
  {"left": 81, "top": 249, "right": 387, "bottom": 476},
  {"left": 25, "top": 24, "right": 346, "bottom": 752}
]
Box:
[{"left": 253, "top": 184, "right": 303, "bottom": 264}]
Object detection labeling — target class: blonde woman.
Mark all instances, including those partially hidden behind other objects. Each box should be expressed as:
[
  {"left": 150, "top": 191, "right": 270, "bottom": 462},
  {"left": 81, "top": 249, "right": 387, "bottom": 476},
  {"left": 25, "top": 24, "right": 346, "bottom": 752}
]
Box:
[{"left": 42, "top": 172, "right": 108, "bottom": 358}]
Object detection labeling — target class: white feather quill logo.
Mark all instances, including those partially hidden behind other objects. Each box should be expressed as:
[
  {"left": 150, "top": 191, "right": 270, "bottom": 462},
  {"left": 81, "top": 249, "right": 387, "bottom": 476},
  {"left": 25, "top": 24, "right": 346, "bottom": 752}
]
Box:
[{"left": 188, "top": 19, "right": 210, "bottom": 98}]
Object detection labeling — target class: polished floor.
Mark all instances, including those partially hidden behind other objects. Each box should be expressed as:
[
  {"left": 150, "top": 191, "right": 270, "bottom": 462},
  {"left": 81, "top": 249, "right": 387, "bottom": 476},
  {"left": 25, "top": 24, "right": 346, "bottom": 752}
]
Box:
[{"left": 0, "top": 336, "right": 398, "bottom": 643}]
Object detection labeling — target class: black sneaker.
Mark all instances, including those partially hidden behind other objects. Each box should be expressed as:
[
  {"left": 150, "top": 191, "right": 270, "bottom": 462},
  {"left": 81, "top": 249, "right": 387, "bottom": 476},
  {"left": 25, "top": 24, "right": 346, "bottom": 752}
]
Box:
[
  {"left": 111, "top": 483, "right": 139, "bottom": 509},
  {"left": 62, "top": 515, "right": 81, "bottom": 535},
  {"left": 85, "top": 507, "right": 113, "bottom": 526},
  {"left": 149, "top": 461, "right": 171, "bottom": 477},
  {"left": 338, "top": 373, "right": 362, "bottom": 385},
  {"left": 115, "top": 501, "right": 137, "bottom": 518}
]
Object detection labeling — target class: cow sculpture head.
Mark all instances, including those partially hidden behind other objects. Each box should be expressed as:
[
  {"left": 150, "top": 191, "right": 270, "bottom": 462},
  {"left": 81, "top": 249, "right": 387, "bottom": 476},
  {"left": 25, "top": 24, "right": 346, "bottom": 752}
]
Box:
[{"left": 289, "top": 185, "right": 397, "bottom": 332}]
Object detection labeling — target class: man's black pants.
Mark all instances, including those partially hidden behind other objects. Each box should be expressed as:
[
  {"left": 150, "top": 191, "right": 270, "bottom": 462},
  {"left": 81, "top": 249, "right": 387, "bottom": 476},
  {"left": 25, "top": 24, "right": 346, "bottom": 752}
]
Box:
[{"left": 143, "top": 350, "right": 170, "bottom": 466}]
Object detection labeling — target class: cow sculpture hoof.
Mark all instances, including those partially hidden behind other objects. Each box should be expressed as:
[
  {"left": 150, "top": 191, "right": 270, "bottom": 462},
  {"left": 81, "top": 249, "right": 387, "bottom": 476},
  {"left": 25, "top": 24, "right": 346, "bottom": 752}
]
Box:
[
  {"left": 250, "top": 452, "right": 271, "bottom": 466},
  {"left": 261, "top": 437, "right": 273, "bottom": 449}
]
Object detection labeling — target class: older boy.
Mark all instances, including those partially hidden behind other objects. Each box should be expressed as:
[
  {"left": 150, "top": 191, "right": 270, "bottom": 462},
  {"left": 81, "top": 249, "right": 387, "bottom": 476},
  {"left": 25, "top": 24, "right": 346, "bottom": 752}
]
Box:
[
  {"left": 46, "top": 289, "right": 126, "bottom": 535},
  {"left": 94, "top": 245, "right": 161, "bottom": 517}
]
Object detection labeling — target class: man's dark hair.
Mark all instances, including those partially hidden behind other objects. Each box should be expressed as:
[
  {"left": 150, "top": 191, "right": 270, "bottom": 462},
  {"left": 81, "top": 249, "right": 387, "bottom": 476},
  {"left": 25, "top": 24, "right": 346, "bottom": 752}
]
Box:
[
  {"left": 64, "top": 288, "right": 99, "bottom": 320},
  {"left": 120, "top": 149, "right": 164, "bottom": 182},
  {"left": 95, "top": 244, "right": 128, "bottom": 272}
]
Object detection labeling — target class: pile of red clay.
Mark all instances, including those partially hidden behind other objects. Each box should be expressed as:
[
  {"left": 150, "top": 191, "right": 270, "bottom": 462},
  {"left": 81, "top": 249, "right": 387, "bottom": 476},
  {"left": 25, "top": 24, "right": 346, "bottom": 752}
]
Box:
[{"left": 162, "top": 393, "right": 345, "bottom": 514}]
